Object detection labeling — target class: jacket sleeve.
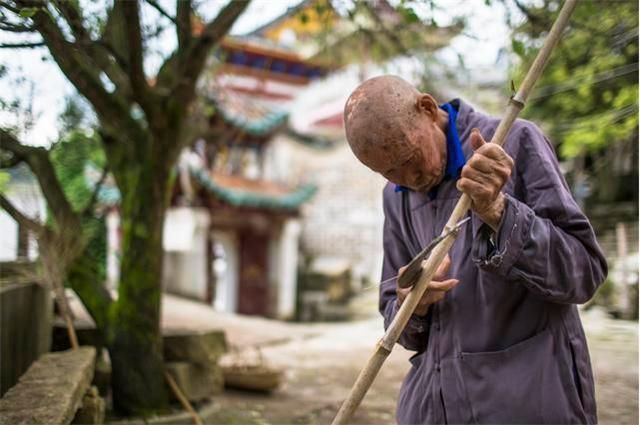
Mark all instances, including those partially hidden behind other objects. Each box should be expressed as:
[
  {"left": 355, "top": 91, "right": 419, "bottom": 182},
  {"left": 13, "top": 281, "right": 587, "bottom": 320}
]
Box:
[
  {"left": 472, "top": 122, "right": 608, "bottom": 304},
  {"left": 380, "top": 190, "right": 431, "bottom": 353}
]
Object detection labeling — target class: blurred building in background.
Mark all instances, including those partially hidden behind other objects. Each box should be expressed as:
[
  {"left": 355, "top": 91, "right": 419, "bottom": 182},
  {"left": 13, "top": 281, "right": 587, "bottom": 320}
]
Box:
[
  {"left": 1, "top": 0, "right": 635, "bottom": 322},
  {"left": 0, "top": 165, "right": 44, "bottom": 262},
  {"left": 47, "top": 0, "right": 466, "bottom": 320},
  {"left": 166, "top": 34, "right": 330, "bottom": 319},
  {"left": 163, "top": 0, "right": 463, "bottom": 320}
]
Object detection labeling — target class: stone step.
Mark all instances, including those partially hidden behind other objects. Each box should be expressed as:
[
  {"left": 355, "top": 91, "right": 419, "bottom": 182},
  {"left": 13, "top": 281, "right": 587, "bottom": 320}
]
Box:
[
  {"left": 163, "top": 329, "right": 227, "bottom": 365},
  {"left": 0, "top": 347, "right": 96, "bottom": 425}
]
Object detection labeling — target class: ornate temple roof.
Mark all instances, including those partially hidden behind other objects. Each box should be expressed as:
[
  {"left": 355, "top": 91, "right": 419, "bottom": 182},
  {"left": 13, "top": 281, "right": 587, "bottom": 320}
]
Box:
[
  {"left": 94, "top": 167, "right": 317, "bottom": 212},
  {"left": 190, "top": 168, "right": 316, "bottom": 211},
  {"left": 205, "top": 88, "right": 289, "bottom": 138}
]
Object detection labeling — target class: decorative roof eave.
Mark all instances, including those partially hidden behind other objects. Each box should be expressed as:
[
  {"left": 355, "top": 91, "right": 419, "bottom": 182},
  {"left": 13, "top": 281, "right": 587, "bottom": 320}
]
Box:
[
  {"left": 205, "top": 96, "right": 289, "bottom": 138},
  {"left": 284, "top": 126, "right": 337, "bottom": 150},
  {"left": 190, "top": 168, "right": 316, "bottom": 211},
  {"left": 221, "top": 36, "right": 332, "bottom": 72}
]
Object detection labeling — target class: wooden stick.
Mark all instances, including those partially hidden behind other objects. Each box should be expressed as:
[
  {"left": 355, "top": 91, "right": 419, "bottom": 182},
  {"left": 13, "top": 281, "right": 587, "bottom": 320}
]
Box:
[
  {"left": 50, "top": 275, "right": 79, "bottom": 350},
  {"left": 164, "top": 371, "right": 204, "bottom": 425},
  {"left": 331, "top": 1, "right": 578, "bottom": 423}
]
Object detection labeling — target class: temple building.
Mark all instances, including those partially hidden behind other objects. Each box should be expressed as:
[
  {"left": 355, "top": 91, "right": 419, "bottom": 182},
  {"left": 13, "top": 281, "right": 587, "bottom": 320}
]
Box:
[
  {"left": 159, "top": 27, "right": 335, "bottom": 318},
  {"left": 104, "top": 0, "right": 462, "bottom": 320}
]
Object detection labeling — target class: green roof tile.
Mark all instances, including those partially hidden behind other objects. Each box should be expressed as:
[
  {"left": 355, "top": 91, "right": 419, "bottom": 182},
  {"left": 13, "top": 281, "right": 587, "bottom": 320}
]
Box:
[{"left": 190, "top": 168, "right": 316, "bottom": 210}]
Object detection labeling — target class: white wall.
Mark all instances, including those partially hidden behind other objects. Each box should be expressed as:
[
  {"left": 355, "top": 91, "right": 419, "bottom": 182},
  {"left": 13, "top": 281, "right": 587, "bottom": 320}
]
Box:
[
  {"left": 162, "top": 207, "right": 210, "bottom": 299},
  {"left": 277, "top": 219, "right": 301, "bottom": 319},
  {"left": 271, "top": 136, "right": 387, "bottom": 286},
  {"left": 0, "top": 184, "right": 45, "bottom": 261},
  {"left": 211, "top": 230, "right": 238, "bottom": 313}
]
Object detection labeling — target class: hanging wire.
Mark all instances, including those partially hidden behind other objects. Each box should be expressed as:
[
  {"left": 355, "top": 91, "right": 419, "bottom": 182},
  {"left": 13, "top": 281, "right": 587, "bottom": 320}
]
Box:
[
  {"left": 359, "top": 275, "right": 399, "bottom": 292},
  {"left": 529, "top": 61, "right": 639, "bottom": 101}
]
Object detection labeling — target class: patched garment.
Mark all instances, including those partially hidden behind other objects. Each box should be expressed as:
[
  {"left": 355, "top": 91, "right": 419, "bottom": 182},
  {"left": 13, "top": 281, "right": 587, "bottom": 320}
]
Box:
[{"left": 380, "top": 100, "right": 607, "bottom": 425}]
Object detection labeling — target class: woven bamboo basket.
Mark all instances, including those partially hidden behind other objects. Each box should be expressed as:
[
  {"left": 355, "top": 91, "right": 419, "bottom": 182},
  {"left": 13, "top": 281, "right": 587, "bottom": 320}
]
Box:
[{"left": 221, "top": 346, "right": 284, "bottom": 392}]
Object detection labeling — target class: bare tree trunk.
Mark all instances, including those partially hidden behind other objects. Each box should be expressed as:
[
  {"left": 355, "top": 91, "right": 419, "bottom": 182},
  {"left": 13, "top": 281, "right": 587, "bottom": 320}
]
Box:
[
  {"left": 17, "top": 224, "right": 29, "bottom": 259},
  {"left": 108, "top": 159, "right": 171, "bottom": 414}
]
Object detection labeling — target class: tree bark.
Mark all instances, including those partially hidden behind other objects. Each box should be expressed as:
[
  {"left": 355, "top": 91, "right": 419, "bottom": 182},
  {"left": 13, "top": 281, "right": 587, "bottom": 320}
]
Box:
[
  {"left": 66, "top": 237, "right": 113, "bottom": 332},
  {"left": 108, "top": 156, "right": 171, "bottom": 414},
  {"left": 16, "top": 224, "right": 29, "bottom": 259},
  {"left": 3, "top": 0, "right": 250, "bottom": 415}
]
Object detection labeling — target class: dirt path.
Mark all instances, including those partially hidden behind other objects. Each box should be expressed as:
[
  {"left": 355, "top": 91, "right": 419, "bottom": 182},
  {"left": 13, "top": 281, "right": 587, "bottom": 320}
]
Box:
[
  {"left": 582, "top": 308, "right": 638, "bottom": 425},
  {"left": 211, "top": 305, "right": 637, "bottom": 425},
  {"left": 213, "top": 317, "right": 411, "bottom": 424}
]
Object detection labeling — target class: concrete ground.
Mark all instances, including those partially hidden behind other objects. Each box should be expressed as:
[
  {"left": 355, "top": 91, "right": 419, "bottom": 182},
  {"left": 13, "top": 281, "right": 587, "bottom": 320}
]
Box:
[{"left": 161, "top": 293, "right": 638, "bottom": 425}]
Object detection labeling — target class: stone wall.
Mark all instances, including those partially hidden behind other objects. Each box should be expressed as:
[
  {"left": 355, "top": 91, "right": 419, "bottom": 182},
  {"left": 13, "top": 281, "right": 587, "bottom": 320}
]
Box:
[{"left": 270, "top": 136, "right": 386, "bottom": 286}]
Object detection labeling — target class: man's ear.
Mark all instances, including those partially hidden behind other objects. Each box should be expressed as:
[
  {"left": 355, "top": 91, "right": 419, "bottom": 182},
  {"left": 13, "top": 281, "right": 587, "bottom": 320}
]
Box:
[{"left": 416, "top": 93, "right": 439, "bottom": 121}]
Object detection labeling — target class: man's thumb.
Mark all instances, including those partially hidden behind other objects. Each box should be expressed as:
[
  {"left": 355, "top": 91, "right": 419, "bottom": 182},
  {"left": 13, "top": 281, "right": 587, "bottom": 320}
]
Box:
[{"left": 470, "top": 128, "right": 485, "bottom": 151}]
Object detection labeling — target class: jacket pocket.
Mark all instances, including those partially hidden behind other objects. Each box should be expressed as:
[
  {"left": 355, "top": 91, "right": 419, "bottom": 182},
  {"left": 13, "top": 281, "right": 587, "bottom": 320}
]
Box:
[{"left": 459, "top": 329, "right": 586, "bottom": 424}]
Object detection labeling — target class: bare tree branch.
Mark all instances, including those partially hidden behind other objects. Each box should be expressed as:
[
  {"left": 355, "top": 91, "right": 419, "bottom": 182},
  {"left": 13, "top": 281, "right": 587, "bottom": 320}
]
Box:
[
  {"left": 11, "top": 0, "right": 147, "bottom": 158},
  {"left": 66, "top": 249, "right": 114, "bottom": 330},
  {"left": 94, "top": 39, "right": 128, "bottom": 72},
  {"left": 0, "top": 128, "right": 80, "bottom": 230},
  {"left": 172, "top": 0, "right": 249, "bottom": 106},
  {"left": 0, "top": 193, "right": 45, "bottom": 235},
  {"left": 143, "top": 20, "right": 169, "bottom": 41},
  {"left": 81, "top": 164, "right": 109, "bottom": 219},
  {"left": 0, "top": 152, "right": 23, "bottom": 168},
  {"left": 0, "top": 1, "right": 20, "bottom": 14},
  {"left": 176, "top": 0, "right": 191, "bottom": 48},
  {"left": 0, "top": 21, "right": 36, "bottom": 32},
  {"left": 0, "top": 41, "right": 44, "bottom": 48},
  {"left": 145, "top": 0, "right": 176, "bottom": 24},
  {"left": 120, "top": 0, "right": 149, "bottom": 104},
  {"left": 362, "top": 3, "right": 408, "bottom": 56},
  {"left": 50, "top": 0, "right": 133, "bottom": 100},
  {"left": 510, "top": 0, "right": 558, "bottom": 33},
  {"left": 52, "top": 0, "right": 88, "bottom": 40}
]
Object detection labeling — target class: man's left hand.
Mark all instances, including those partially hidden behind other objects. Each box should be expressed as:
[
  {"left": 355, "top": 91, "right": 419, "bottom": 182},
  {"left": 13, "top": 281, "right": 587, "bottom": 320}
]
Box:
[{"left": 456, "top": 129, "right": 514, "bottom": 231}]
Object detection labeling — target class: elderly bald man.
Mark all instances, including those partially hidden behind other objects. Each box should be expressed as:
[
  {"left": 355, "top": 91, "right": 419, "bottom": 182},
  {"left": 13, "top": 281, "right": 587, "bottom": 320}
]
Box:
[{"left": 344, "top": 75, "right": 607, "bottom": 425}]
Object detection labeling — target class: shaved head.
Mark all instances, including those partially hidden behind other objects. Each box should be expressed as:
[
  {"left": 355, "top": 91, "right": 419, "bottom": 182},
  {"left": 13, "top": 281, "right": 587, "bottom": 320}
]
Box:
[
  {"left": 344, "top": 75, "right": 420, "bottom": 164},
  {"left": 343, "top": 75, "right": 448, "bottom": 192}
]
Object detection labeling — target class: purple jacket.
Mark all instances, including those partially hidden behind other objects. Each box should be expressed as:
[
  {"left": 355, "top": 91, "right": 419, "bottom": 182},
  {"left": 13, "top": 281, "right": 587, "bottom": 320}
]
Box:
[{"left": 380, "top": 100, "right": 607, "bottom": 424}]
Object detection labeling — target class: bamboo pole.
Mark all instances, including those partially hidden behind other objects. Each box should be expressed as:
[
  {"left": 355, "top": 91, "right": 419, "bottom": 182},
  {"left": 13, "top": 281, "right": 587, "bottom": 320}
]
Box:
[
  {"left": 332, "top": 1, "right": 578, "bottom": 423},
  {"left": 164, "top": 371, "right": 204, "bottom": 425},
  {"left": 49, "top": 266, "right": 79, "bottom": 350}
]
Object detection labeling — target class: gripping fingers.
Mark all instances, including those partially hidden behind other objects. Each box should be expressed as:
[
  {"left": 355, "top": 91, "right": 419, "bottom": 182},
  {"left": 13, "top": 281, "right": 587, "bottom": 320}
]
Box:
[
  {"left": 434, "top": 254, "right": 451, "bottom": 281},
  {"left": 429, "top": 278, "right": 459, "bottom": 291},
  {"left": 420, "top": 279, "right": 460, "bottom": 307}
]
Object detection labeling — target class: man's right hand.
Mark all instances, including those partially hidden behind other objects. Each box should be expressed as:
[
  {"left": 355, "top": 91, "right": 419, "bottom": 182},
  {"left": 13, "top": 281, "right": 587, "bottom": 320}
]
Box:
[{"left": 396, "top": 254, "right": 459, "bottom": 316}]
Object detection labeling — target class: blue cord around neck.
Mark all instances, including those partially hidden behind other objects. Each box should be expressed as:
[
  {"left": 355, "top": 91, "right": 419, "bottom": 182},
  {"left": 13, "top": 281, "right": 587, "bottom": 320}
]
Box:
[{"left": 394, "top": 102, "right": 466, "bottom": 194}]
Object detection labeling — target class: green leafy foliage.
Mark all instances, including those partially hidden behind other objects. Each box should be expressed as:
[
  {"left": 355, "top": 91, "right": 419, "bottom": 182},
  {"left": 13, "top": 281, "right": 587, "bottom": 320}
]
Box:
[
  {"left": 0, "top": 171, "right": 9, "bottom": 193},
  {"left": 397, "top": 5, "right": 421, "bottom": 24},
  {"left": 18, "top": 7, "right": 38, "bottom": 18},
  {"left": 50, "top": 130, "right": 104, "bottom": 210},
  {"left": 511, "top": 39, "right": 525, "bottom": 57},
  {"left": 510, "top": 0, "right": 638, "bottom": 159},
  {"left": 50, "top": 129, "right": 107, "bottom": 282}
]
